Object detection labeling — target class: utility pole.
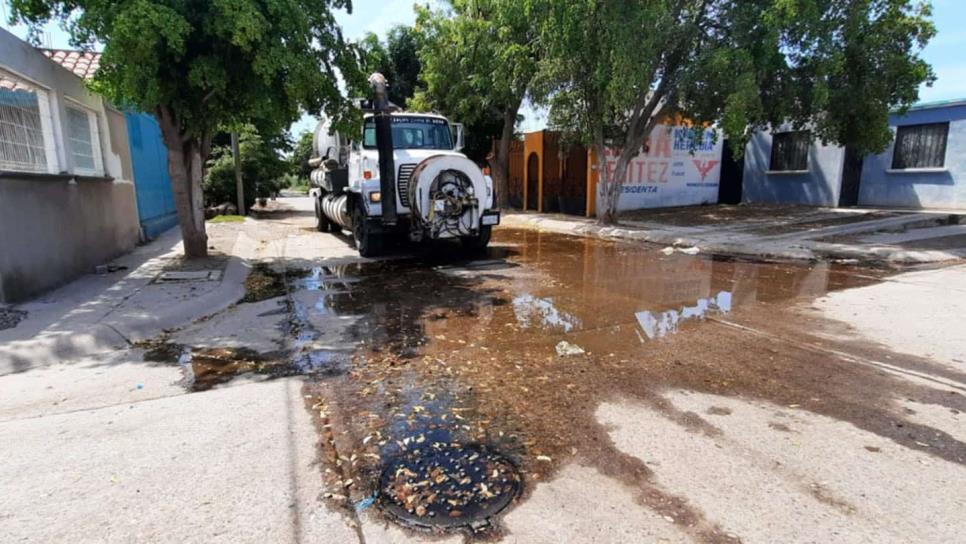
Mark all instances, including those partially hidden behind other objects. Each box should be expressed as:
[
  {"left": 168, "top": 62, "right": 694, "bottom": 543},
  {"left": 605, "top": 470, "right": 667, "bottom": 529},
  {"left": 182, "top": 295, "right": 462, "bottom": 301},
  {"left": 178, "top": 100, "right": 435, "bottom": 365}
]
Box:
[{"left": 231, "top": 132, "right": 244, "bottom": 215}]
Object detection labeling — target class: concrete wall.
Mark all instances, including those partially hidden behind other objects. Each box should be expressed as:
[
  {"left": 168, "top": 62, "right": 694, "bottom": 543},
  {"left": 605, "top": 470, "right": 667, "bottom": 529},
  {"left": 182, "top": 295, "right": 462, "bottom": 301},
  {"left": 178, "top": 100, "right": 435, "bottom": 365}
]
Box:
[
  {"left": 0, "top": 178, "right": 140, "bottom": 302},
  {"left": 0, "top": 29, "right": 141, "bottom": 302},
  {"left": 742, "top": 127, "right": 845, "bottom": 207},
  {"left": 859, "top": 104, "right": 966, "bottom": 210}
]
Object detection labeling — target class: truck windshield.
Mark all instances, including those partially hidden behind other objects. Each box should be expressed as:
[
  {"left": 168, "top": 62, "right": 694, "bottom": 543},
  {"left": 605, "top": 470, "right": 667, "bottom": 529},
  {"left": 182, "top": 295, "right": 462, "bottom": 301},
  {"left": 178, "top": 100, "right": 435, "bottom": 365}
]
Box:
[{"left": 363, "top": 116, "right": 453, "bottom": 150}]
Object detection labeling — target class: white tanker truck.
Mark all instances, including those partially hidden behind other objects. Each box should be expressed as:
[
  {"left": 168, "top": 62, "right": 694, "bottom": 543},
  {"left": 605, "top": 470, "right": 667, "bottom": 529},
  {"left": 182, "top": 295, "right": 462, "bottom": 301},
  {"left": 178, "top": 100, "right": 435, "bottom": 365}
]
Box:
[{"left": 309, "top": 74, "right": 500, "bottom": 257}]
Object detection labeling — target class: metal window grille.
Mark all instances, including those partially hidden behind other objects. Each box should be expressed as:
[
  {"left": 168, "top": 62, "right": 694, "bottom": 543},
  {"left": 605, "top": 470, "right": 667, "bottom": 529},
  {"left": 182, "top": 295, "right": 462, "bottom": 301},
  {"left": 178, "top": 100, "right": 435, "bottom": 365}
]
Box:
[
  {"left": 66, "top": 106, "right": 97, "bottom": 172},
  {"left": 0, "top": 69, "right": 48, "bottom": 173},
  {"left": 769, "top": 131, "right": 810, "bottom": 172},
  {"left": 891, "top": 122, "right": 948, "bottom": 169}
]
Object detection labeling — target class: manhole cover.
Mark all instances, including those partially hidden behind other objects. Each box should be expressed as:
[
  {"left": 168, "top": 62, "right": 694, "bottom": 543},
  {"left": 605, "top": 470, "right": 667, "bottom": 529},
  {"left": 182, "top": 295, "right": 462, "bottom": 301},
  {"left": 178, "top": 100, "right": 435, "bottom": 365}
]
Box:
[{"left": 377, "top": 443, "right": 521, "bottom": 531}]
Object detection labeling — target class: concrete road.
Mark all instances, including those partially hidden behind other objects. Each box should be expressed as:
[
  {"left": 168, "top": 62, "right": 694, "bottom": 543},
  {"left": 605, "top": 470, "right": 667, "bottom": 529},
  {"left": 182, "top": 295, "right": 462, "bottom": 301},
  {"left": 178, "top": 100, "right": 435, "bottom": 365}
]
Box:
[{"left": 2, "top": 196, "right": 964, "bottom": 544}]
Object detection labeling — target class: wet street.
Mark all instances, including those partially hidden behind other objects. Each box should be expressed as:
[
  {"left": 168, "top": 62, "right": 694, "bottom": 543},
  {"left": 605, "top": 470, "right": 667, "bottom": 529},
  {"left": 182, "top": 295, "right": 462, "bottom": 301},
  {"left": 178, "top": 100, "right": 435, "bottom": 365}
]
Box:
[{"left": 3, "top": 196, "right": 965, "bottom": 543}]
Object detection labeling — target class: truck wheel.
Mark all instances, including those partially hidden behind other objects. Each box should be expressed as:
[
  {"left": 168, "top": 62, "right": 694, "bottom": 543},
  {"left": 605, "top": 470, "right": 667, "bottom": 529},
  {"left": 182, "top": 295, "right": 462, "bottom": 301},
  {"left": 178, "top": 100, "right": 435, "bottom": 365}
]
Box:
[
  {"left": 315, "top": 197, "right": 333, "bottom": 233},
  {"left": 461, "top": 225, "right": 492, "bottom": 251},
  {"left": 352, "top": 203, "right": 383, "bottom": 257}
]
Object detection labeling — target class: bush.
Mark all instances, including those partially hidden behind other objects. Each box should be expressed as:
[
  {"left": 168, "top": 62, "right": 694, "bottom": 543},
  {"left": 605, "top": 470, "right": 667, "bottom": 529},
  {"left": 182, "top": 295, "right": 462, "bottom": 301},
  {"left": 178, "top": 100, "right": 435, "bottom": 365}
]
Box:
[{"left": 204, "top": 125, "right": 288, "bottom": 211}]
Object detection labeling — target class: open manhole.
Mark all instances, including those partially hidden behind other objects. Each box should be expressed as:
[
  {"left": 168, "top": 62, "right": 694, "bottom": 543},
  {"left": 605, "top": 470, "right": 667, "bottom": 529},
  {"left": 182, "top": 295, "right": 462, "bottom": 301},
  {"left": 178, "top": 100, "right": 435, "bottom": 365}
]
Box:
[{"left": 377, "top": 443, "right": 521, "bottom": 532}]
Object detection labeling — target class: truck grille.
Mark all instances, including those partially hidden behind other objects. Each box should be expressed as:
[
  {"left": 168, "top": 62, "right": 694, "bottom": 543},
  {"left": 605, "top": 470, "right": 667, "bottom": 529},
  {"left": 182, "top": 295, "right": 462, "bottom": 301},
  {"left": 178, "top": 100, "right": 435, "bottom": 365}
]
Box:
[{"left": 397, "top": 163, "right": 416, "bottom": 208}]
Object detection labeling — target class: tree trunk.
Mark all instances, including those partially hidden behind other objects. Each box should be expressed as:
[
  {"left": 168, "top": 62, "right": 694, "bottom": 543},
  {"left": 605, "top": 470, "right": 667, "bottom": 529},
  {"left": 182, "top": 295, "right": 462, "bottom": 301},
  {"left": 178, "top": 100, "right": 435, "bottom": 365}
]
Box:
[
  {"left": 488, "top": 100, "right": 522, "bottom": 209},
  {"left": 156, "top": 109, "right": 208, "bottom": 258},
  {"left": 595, "top": 143, "right": 632, "bottom": 226}
]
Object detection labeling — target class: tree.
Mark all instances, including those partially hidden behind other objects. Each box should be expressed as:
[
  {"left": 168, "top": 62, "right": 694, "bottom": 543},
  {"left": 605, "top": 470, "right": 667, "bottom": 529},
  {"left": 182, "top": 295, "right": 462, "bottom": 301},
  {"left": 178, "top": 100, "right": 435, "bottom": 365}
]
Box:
[
  {"left": 412, "top": 0, "right": 540, "bottom": 208},
  {"left": 288, "top": 129, "right": 315, "bottom": 180},
  {"left": 534, "top": 0, "right": 935, "bottom": 224},
  {"left": 357, "top": 25, "right": 422, "bottom": 108},
  {"left": 205, "top": 125, "right": 289, "bottom": 211},
  {"left": 10, "top": 0, "right": 363, "bottom": 256}
]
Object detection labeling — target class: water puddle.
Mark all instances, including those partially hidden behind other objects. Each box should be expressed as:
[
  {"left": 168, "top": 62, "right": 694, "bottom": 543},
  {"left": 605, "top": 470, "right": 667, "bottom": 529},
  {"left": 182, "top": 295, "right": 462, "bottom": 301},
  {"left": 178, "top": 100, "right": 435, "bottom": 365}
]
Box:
[
  {"left": 140, "top": 340, "right": 347, "bottom": 392},
  {"left": 277, "top": 229, "right": 966, "bottom": 538}
]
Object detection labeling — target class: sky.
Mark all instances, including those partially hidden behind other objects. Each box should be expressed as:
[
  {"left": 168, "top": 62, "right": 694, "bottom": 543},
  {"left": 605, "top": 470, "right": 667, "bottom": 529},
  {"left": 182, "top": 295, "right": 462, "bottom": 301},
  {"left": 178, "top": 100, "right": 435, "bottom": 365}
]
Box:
[{"left": 2, "top": 0, "right": 962, "bottom": 136}]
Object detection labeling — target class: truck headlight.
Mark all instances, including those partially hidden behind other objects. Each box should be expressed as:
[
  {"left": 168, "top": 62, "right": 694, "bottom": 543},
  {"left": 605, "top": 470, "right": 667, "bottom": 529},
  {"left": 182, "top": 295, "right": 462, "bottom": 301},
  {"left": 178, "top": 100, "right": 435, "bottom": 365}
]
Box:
[{"left": 368, "top": 191, "right": 382, "bottom": 203}]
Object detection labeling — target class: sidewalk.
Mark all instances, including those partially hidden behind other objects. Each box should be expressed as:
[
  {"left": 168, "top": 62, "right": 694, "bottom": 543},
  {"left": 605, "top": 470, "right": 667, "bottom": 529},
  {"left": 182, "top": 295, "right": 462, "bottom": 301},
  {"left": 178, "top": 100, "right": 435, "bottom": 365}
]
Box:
[
  {"left": 502, "top": 205, "right": 966, "bottom": 263},
  {"left": 0, "top": 226, "right": 252, "bottom": 374},
  {"left": 0, "top": 209, "right": 362, "bottom": 544}
]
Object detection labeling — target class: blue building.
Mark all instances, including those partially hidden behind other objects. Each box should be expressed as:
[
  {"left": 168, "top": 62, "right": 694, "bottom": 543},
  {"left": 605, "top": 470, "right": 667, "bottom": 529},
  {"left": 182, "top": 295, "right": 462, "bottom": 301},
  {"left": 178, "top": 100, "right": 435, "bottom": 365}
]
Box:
[{"left": 742, "top": 99, "right": 966, "bottom": 210}]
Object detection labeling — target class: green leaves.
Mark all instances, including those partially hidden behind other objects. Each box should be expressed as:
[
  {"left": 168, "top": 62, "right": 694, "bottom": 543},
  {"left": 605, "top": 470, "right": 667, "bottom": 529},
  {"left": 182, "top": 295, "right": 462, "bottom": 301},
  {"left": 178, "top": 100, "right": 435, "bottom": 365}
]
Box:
[
  {"left": 9, "top": 0, "right": 363, "bottom": 141},
  {"left": 415, "top": 0, "right": 538, "bottom": 125},
  {"left": 533, "top": 0, "right": 935, "bottom": 156}
]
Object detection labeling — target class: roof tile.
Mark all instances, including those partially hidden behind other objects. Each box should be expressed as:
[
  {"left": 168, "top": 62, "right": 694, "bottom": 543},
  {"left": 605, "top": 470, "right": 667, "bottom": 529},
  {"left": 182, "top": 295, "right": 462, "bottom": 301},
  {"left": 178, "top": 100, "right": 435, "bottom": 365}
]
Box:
[{"left": 40, "top": 49, "right": 101, "bottom": 80}]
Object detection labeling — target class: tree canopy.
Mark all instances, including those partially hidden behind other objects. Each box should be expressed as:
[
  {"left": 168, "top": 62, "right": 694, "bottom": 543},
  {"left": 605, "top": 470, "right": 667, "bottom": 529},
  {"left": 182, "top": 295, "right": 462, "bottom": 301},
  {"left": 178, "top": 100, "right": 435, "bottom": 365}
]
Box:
[
  {"left": 357, "top": 25, "right": 422, "bottom": 108},
  {"left": 9, "top": 0, "right": 363, "bottom": 255},
  {"left": 534, "top": 0, "right": 935, "bottom": 223},
  {"left": 412, "top": 0, "right": 541, "bottom": 203}
]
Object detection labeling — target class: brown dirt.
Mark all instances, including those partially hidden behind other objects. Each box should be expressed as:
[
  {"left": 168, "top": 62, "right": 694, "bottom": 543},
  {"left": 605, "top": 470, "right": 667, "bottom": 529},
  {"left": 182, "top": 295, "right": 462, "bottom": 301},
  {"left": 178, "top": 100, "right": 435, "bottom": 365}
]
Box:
[{"left": 284, "top": 229, "right": 966, "bottom": 540}]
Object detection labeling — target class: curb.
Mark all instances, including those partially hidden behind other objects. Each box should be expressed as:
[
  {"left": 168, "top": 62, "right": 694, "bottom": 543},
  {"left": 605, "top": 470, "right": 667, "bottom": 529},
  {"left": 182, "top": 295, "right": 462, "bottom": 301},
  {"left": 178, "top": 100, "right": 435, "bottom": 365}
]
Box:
[{"left": 501, "top": 213, "right": 964, "bottom": 264}]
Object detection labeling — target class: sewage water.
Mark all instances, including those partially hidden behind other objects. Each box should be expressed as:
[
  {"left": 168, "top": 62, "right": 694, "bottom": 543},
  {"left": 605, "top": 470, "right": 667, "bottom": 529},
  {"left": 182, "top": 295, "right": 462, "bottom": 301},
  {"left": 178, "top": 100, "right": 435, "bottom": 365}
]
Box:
[{"left": 286, "top": 229, "right": 966, "bottom": 537}]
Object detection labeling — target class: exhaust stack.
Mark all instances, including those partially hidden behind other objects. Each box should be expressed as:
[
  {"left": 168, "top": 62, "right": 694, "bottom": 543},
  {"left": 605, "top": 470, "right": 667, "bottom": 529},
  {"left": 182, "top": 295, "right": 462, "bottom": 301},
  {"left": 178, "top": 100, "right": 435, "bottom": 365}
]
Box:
[{"left": 368, "top": 73, "right": 397, "bottom": 225}]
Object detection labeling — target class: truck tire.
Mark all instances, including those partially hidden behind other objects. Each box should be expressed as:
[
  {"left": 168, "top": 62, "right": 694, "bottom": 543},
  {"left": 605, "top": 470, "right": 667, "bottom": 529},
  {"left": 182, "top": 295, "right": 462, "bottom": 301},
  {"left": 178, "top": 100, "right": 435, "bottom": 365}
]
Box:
[
  {"left": 352, "top": 202, "right": 383, "bottom": 257},
  {"left": 461, "top": 225, "right": 492, "bottom": 251},
  {"left": 315, "top": 196, "right": 333, "bottom": 233}
]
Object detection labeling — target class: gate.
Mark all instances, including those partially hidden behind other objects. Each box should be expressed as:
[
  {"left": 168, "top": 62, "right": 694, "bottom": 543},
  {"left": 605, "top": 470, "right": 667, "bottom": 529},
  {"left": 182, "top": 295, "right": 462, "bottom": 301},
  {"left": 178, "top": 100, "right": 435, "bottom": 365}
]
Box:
[
  {"left": 526, "top": 152, "right": 539, "bottom": 210},
  {"left": 126, "top": 112, "right": 178, "bottom": 238}
]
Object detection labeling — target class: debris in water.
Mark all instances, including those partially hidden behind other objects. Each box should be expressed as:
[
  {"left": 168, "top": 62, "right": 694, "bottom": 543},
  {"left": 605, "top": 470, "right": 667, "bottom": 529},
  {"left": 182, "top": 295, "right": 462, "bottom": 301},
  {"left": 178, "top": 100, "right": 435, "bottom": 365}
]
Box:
[
  {"left": 678, "top": 246, "right": 700, "bottom": 255},
  {"left": 0, "top": 307, "right": 28, "bottom": 330},
  {"left": 660, "top": 247, "right": 675, "bottom": 255},
  {"left": 355, "top": 496, "right": 376, "bottom": 512},
  {"left": 377, "top": 443, "right": 521, "bottom": 530},
  {"left": 555, "top": 341, "right": 585, "bottom": 357}
]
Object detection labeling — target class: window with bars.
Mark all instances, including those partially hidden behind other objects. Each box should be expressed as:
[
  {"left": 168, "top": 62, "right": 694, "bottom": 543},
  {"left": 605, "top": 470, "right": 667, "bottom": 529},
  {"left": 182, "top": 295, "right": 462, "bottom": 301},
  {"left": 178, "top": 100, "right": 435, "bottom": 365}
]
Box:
[
  {"left": 66, "top": 105, "right": 100, "bottom": 174},
  {"left": 0, "top": 69, "right": 52, "bottom": 173},
  {"left": 891, "top": 122, "right": 948, "bottom": 170},
  {"left": 769, "top": 131, "right": 811, "bottom": 172}
]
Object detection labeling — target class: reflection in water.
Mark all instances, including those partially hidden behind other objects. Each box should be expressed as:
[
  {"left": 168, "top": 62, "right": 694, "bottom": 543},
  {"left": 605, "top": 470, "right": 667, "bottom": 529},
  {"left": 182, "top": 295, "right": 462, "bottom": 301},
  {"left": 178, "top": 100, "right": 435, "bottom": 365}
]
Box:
[
  {"left": 294, "top": 228, "right": 955, "bottom": 538},
  {"left": 636, "top": 290, "right": 733, "bottom": 339},
  {"left": 512, "top": 293, "right": 581, "bottom": 332}
]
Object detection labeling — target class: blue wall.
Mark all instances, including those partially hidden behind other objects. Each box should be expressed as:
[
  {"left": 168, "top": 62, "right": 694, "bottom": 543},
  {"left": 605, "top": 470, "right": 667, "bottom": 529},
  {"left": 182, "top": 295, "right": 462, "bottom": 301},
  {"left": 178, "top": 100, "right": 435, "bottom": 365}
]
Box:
[
  {"left": 858, "top": 103, "right": 966, "bottom": 210},
  {"left": 126, "top": 112, "right": 178, "bottom": 238},
  {"left": 742, "top": 127, "right": 845, "bottom": 207}
]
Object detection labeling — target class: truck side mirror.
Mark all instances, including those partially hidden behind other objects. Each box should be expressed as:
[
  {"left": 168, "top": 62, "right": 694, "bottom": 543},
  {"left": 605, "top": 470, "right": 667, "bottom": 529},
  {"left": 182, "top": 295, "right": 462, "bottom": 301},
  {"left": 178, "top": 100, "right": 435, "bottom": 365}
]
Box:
[{"left": 451, "top": 123, "right": 465, "bottom": 151}]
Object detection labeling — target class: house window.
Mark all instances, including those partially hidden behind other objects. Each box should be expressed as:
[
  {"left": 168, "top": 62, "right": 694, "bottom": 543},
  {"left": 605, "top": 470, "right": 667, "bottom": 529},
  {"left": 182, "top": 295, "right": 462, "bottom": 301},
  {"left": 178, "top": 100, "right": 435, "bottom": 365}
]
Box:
[
  {"left": 0, "top": 68, "right": 54, "bottom": 173},
  {"left": 891, "top": 122, "right": 948, "bottom": 170},
  {"left": 769, "top": 131, "right": 811, "bottom": 172},
  {"left": 66, "top": 104, "right": 102, "bottom": 174}
]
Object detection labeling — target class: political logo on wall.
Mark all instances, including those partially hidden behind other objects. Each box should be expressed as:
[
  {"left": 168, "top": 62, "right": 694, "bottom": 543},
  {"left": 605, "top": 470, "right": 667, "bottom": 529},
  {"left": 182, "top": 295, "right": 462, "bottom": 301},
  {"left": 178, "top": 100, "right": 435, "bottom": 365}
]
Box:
[{"left": 599, "top": 126, "right": 723, "bottom": 210}]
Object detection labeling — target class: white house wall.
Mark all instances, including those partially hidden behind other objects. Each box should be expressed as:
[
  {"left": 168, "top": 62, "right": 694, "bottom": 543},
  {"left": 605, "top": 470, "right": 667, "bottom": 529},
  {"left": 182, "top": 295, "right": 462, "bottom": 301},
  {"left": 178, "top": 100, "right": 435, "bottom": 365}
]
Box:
[
  {"left": 0, "top": 28, "right": 141, "bottom": 302},
  {"left": 598, "top": 125, "right": 723, "bottom": 211}
]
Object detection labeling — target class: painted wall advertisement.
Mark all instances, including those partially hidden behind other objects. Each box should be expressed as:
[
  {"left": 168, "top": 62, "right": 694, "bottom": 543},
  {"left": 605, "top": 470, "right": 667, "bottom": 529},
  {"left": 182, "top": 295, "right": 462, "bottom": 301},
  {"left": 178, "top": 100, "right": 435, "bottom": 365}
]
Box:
[{"left": 599, "top": 125, "right": 723, "bottom": 211}]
